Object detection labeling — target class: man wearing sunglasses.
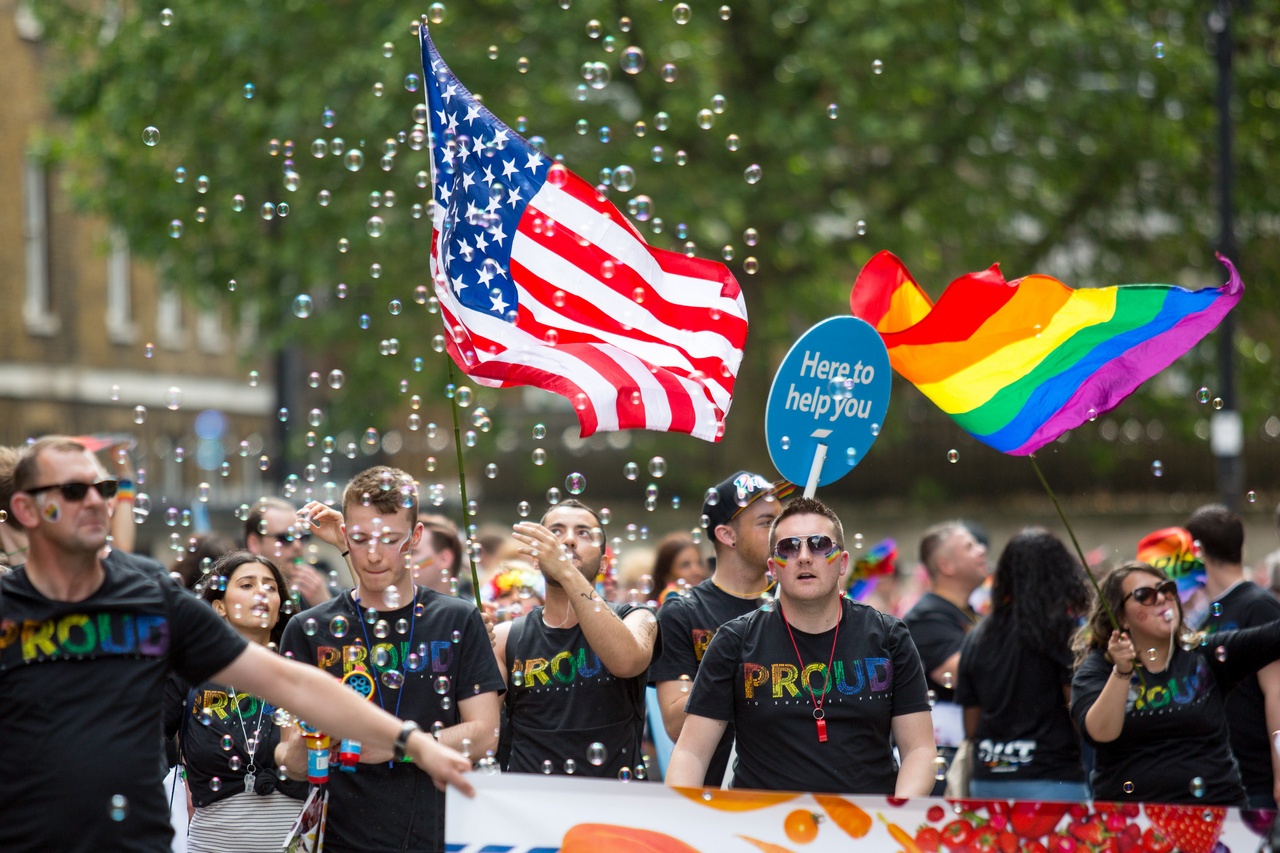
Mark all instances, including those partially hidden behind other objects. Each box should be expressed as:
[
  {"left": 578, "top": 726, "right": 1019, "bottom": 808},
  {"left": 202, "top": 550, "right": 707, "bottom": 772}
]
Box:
[
  {"left": 1188, "top": 504, "right": 1280, "bottom": 809},
  {"left": 0, "top": 437, "right": 478, "bottom": 853},
  {"left": 244, "top": 496, "right": 333, "bottom": 608},
  {"left": 666, "top": 497, "right": 937, "bottom": 796},
  {"left": 650, "top": 470, "right": 792, "bottom": 786}
]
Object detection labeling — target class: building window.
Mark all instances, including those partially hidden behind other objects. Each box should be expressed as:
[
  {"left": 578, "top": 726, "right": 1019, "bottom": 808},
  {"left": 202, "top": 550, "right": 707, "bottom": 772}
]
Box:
[
  {"left": 15, "top": 2, "right": 44, "bottom": 41},
  {"left": 106, "top": 226, "right": 138, "bottom": 344},
  {"left": 197, "top": 306, "right": 227, "bottom": 354},
  {"left": 155, "top": 288, "right": 189, "bottom": 350},
  {"left": 23, "top": 156, "right": 59, "bottom": 336}
]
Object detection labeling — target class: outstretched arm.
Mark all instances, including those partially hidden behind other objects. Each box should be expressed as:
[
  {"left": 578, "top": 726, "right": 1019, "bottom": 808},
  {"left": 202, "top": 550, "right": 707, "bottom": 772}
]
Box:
[{"left": 216, "top": 643, "right": 473, "bottom": 794}]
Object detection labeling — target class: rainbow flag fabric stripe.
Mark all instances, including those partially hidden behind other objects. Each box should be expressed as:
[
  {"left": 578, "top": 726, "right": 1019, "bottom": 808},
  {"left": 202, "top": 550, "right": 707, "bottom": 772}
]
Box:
[{"left": 848, "top": 251, "right": 1243, "bottom": 455}]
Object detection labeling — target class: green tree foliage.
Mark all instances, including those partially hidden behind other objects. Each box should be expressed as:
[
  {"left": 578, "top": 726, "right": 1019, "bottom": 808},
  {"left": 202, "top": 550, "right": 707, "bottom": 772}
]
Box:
[{"left": 34, "top": 0, "right": 1280, "bottom": 501}]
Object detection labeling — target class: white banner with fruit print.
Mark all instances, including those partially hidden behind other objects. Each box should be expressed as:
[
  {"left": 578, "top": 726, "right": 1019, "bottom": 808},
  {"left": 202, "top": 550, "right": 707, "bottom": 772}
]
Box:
[{"left": 445, "top": 775, "right": 1267, "bottom": 853}]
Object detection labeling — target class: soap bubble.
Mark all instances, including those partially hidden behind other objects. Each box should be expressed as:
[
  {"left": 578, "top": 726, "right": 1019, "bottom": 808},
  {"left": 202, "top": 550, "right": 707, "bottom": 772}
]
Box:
[
  {"left": 872, "top": 59, "right": 884, "bottom": 74},
  {"left": 620, "top": 46, "right": 645, "bottom": 75},
  {"left": 648, "top": 457, "right": 667, "bottom": 478},
  {"left": 587, "top": 742, "right": 607, "bottom": 765},
  {"left": 330, "top": 615, "right": 349, "bottom": 638},
  {"left": 672, "top": 3, "right": 691, "bottom": 24},
  {"left": 109, "top": 794, "right": 129, "bottom": 821},
  {"left": 143, "top": 126, "right": 159, "bottom": 146},
  {"left": 292, "top": 295, "right": 314, "bottom": 318}
]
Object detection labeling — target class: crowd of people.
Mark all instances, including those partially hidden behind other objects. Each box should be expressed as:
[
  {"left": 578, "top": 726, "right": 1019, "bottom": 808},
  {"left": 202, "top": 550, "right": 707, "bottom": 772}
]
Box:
[{"left": 3, "top": 436, "right": 1280, "bottom": 852}]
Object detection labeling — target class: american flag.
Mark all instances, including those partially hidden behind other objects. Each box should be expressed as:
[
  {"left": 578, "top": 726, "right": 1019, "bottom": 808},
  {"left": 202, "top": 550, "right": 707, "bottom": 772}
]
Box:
[{"left": 419, "top": 25, "right": 747, "bottom": 441}]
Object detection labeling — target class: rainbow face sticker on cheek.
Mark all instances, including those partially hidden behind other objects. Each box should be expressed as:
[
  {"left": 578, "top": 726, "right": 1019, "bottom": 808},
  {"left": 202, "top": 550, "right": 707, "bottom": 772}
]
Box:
[{"left": 42, "top": 501, "right": 61, "bottom": 523}]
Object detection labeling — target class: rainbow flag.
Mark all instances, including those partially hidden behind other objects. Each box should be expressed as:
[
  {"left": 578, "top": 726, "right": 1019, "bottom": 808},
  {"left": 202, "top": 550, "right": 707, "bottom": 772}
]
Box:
[
  {"left": 849, "top": 251, "right": 1243, "bottom": 455},
  {"left": 844, "top": 537, "right": 897, "bottom": 602},
  {"left": 1136, "top": 527, "right": 1206, "bottom": 599}
]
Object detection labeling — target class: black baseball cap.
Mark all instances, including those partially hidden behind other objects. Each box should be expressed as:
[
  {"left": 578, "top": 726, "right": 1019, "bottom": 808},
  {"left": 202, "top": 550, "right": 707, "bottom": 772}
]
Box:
[{"left": 702, "top": 471, "right": 795, "bottom": 532}]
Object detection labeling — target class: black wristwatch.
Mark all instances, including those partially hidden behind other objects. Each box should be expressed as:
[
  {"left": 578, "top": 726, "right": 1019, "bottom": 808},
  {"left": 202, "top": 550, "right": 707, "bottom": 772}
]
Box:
[{"left": 393, "top": 720, "right": 421, "bottom": 762}]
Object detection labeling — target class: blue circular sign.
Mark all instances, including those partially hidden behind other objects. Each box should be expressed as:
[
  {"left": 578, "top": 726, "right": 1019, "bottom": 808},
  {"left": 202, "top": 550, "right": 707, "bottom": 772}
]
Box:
[{"left": 764, "top": 316, "right": 892, "bottom": 489}]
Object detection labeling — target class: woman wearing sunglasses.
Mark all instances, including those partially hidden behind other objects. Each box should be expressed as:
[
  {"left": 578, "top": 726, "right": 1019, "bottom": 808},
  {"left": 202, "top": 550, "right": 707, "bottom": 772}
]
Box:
[
  {"left": 163, "top": 552, "right": 306, "bottom": 852},
  {"left": 957, "top": 528, "right": 1092, "bottom": 800},
  {"left": 1071, "top": 561, "right": 1280, "bottom": 805}
]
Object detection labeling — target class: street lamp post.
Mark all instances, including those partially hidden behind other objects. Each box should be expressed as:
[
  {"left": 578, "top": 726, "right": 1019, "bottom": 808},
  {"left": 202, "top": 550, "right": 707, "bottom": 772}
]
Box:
[{"left": 1209, "top": 0, "right": 1243, "bottom": 511}]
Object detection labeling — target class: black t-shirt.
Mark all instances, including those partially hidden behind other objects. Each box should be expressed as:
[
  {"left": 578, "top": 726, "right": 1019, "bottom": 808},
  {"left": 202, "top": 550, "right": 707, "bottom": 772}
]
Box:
[
  {"left": 1071, "top": 620, "right": 1280, "bottom": 805},
  {"left": 0, "top": 551, "right": 248, "bottom": 852},
  {"left": 903, "top": 592, "right": 977, "bottom": 702},
  {"left": 650, "top": 579, "right": 765, "bottom": 785},
  {"left": 1199, "top": 582, "right": 1280, "bottom": 799},
  {"left": 956, "top": 621, "right": 1083, "bottom": 782},
  {"left": 163, "top": 673, "right": 308, "bottom": 807},
  {"left": 503, "top": 602, "right": 655, "bottom": 777},
  {"left": 280, "top": 587, "right": 504, "bottom": 853},
  {"left": 686, "top": 598, "right": 931, "bottom": 795}
]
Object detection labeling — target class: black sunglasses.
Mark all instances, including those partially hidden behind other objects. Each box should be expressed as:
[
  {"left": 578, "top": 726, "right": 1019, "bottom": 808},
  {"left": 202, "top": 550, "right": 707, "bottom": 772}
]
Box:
[
  {"left": 1123, "top": 579, "right": 1178, "bottom": 606},
  {"left": 773, "top": 534, "right": 840, "bottom": 561},
  {"left": 271, "top": 532, "right": 312, "bottom": 545},
  {"left": 24, "top": 480, "right": 120, "bottom": 501}
]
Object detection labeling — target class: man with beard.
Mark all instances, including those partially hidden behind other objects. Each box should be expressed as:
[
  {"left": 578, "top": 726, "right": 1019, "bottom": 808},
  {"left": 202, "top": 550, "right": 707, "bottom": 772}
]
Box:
[{"left": 494, "top": 500, "right": 659, "bottom": 777}]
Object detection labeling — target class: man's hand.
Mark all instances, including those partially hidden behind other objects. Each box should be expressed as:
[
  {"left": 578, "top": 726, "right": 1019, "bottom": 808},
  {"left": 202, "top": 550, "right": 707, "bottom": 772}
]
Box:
[
  {"left": 298, "top": 501, "right": 347, "bottom": 551},
  {"left": 481, "top": 604, "right": 498, "bottom": 650},
  {"left": 274, "top": 726, "right": 309, "bottom": 782},
  {"left": 291, "top": 563, "right": 332, "bottom": 605},
  {"left": 407, "top": 730, "right": 475, "bottom": 795},
  {"left": 511, "top": 522, "right": 580, "bottom": 588}
]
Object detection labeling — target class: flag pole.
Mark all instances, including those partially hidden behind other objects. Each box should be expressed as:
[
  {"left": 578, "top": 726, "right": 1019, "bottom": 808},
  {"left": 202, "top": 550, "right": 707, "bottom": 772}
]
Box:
[
  {"left": 445, "top": 358, "right": 484, "bottom": 610},
  {"left": 1028, "top": 455, "right": 1122, "bottom": 635},
  {"left": 421, "top": 17, "right": 482, "bottom": 610}
]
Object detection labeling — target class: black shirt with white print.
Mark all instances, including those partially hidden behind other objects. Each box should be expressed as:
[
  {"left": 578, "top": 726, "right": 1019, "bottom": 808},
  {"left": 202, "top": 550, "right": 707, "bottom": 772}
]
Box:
[{"left": 956, "top": 621, "right": 1084, "bottom": 781}]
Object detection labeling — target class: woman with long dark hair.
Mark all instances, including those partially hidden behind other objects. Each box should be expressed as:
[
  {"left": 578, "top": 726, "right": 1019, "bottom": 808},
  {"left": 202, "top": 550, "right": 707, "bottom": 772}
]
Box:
[
  {"left": 1071, "top": 560, "right": 1280, "bottom": 804},
  {"left": 957, "top": 528, "right": 1092, "bottom": 800},
  {"left": 164, "top": 551, "right": 306, "bottom": 851},
  {"left": 651, "top": 533, "right": 709, "bottom": 607}
]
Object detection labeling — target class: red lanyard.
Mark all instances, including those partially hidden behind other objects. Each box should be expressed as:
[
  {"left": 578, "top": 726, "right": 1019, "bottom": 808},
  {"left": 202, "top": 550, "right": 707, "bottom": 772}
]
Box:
[{"left": 779, "top": 602, "right": 841, "bottom": 743}]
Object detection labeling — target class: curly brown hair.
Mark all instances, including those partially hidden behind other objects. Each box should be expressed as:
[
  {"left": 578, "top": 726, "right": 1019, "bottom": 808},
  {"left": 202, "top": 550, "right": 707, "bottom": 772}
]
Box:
[{"left": 342, "top": 466, "right": 418, "bottom": 527}]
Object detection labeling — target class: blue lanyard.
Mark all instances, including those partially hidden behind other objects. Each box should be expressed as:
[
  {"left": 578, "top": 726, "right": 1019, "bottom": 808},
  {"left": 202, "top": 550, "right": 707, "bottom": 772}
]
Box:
[{"left": 352, "top": 587, "right": 416, "bottom": 765}]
